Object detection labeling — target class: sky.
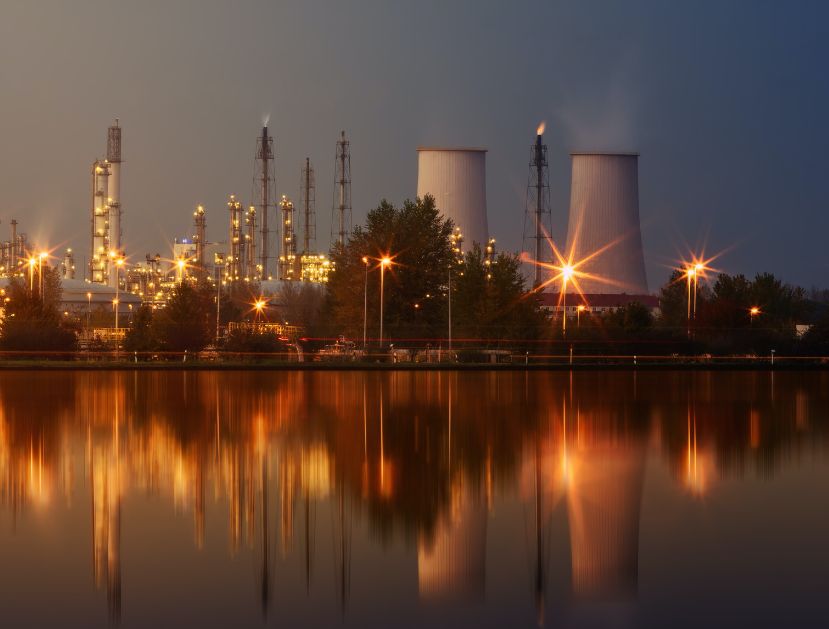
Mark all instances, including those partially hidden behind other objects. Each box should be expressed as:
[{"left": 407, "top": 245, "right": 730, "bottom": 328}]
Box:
[{"left": 0, "top": 0, "right": 827, "bottom": 289}]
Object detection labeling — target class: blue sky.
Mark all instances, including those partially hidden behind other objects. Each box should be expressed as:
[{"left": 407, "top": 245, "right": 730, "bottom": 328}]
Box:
[{"left": 1, "top": 0, "right": 827, "bottom": 288}]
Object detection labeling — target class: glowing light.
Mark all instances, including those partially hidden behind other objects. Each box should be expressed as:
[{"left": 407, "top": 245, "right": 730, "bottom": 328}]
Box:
[
  {"left": 381, "top": 257, "right": 392, "bottom": 267},
  {"left": 362, "top": 256, "right": 368, "bottom": 264},
  {"left": 536, "top": 121, "right": 546, "bottom": 136}
]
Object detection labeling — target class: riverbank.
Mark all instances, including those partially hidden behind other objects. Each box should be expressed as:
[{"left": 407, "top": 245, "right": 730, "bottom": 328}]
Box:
[{"left": 0, "top": 359, "right": 827, "bottom": 371}]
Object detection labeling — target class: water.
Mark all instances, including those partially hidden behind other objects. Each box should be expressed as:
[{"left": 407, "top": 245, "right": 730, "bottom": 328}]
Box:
[{"left": 0, "top": 370, "right": 827, "bottom": 628}]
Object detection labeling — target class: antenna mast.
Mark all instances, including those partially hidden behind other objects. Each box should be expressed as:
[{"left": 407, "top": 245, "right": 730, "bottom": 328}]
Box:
[{"left": 301, "top": 158, "right": 316, "bottom": 254}]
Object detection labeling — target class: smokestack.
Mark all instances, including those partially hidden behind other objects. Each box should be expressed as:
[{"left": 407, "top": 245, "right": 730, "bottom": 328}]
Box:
[{"left": 256, "top": 125, "right": 275, "bottom": 280}]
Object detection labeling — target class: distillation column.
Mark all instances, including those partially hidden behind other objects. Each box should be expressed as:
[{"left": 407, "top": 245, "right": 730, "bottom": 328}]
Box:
[{"left": 107, "top": 120, "right": 122, "bottom": 288}]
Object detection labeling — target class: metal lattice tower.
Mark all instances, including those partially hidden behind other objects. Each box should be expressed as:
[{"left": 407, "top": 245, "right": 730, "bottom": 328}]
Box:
[
  {"left": 255, "top": 126, "right": 276, "bottom": 280},
  {"left": 522, "top": 125, "right": 553, "bottom": 289},
  {"left": 332, "top": 131, "right": 351, "bottom": 249},
  {"left": 300, "top": 158, "right": 316, "bottom": 254}
]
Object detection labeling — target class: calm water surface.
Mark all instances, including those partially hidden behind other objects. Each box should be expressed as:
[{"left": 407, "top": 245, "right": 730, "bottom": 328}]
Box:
[{"left": 1, "top": 370, "right": 828, "bottom": 628}]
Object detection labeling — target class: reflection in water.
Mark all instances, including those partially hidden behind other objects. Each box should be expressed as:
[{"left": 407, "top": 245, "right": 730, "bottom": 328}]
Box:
[{"left": 0, "top": 371, "right": 828, "bottom": 627}]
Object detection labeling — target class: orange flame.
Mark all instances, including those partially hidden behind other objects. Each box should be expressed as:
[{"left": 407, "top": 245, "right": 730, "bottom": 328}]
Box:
[{"left": 536, "top": 121, "right": 546, "bottom": 136}]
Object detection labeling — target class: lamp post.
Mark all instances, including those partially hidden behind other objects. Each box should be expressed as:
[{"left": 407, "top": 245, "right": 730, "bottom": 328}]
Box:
[
  {"left": 750, "top": 306, "right": 760, "bottom": 327},
  {"left": 38, "top": 251, "right": 47, "bottom": 297},
  {"left": 28, "top": 257, "right": 36, "bottom": 294},
  {"left": 448, "top": 265, "right": 452, "bottom": 352},
  {"left": 577, "top": 304, "right": 585, "bottom": 328},
  {"left": 379, "top": 257, "right": 391, "bottom": 348},
  {"left": 254, "top": 299, "right": 266, "bottom": 322},
  {"left": 86, "top": 291, "right": 92, "bottom": 334},
  {"left": 561, "top": 265, "right": 573, "bottom": 335},
  {"left": 177, "top": 257, "right": 186, "bottom": 285},
  {"left": 693, "top": 263, "right": 703, "bottom": 317},
  {"left": 114, "top": 255, "right": 124, "bottom": 354},
  {"left": 362, "top": 257, "right": 369, "bottom": 348}
]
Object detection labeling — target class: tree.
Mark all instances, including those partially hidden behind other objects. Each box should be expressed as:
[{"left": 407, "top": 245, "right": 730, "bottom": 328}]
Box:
[
  {"left": 274, "top": 282, "right": 326, "bottom": 336},
  {"left": 452, "top": 243, "right": 548, "bottom": 342},
  {"left": 326, "top": 195, "right": 455, "bottom": 343},
  {"left": 0, "top": 268, "right": 76, "bottom": 353},
  {"left": 123, "top": 304, "right": 160, "bottom": 355},
  {"left": 152, "top": 281, "right": 213, "bottom": 352}
]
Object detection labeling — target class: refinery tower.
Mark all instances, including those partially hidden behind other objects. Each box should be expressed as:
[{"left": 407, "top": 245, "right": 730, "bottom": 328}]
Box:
[
  {"left": 90, "top": 119, "right": 123, "bottom": 286},
  {"left": 563, "top": 153, "right": 648, "bottom": 294}
]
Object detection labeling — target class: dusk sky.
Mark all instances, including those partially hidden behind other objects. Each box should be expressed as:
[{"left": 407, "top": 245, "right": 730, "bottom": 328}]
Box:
[{"left": 1, "top": 0, "right": 827, "bottom": 288}]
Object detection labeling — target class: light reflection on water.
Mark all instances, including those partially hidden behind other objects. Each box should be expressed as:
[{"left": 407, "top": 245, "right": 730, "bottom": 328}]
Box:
[{"left": 0, "top": 370, "right": 828, "bottom": 628}]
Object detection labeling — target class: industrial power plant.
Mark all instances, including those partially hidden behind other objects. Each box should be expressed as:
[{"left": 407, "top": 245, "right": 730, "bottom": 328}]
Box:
[{"left": 0, "top": 115, "right": 656, "bottom": 342}]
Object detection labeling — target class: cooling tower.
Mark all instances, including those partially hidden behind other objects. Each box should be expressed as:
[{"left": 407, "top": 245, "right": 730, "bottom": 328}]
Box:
[
  {"left": 418, "top": 482, "right": 487, "bottom": 602},
  {"left": 567, "top": 443, "right": 646, "bottom": 600},
  {"left": 417, "top": 148, "right": 488, "bottom": 248},
  {"left": 564, "top": 153, "right": 648, "bottom": 294}
]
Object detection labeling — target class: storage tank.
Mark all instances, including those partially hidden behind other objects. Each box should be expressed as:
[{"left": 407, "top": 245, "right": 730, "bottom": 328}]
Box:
[
  {"left": 416, "top": 148, "right": 488, "bottom": 249},
  {"left": 564, "top": 153, "right": 648, "bottom": 294}
]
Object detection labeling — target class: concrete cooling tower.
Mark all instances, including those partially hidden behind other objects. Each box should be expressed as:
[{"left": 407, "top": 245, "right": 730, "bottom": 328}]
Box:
[
  {"left": 418, "top": 483, "right": 487, "bottom": 602},
  {"left": 417, "top": 148, "right": 488, "bottom": 248},
  {"left": 564, "top": 153, "right": 648, "bottom": 294}
]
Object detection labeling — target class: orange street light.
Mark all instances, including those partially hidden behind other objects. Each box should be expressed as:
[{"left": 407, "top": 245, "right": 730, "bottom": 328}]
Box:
[
  {"left": 561, "top": 264, "right": 574, "bottom": 335},
  {"left": 379, "top": 256, "right": 393, "bottom": 347},
  {"left": 577, "top": 304, "right": 586, "bottom": 328},
  {"left": 362, "top": 257, "right": 370, "bottom": 348}
]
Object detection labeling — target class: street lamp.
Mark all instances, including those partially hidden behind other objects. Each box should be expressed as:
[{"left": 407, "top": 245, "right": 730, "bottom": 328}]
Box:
[
  {"left": 362, "top": 256, "right": 369, "bottom": 348},
  {"left": 113, "top": 255, "right": 125, "bottom": 353},
  {"left": 38, "top": 251, "right": 47, "bottom": 297},
  {"left": 577, "top": 304, "right": 585, "bottom": 328},
  {"left": 28, "top": 257, "right": 36, "bottom": 294},
  {"left": 379, "top": 256, "right": 391, "bottom": 348},
  {"left": 750, "top": 306, "right": 760, "bottom": 327},
  {"left": 177, "top": 257, "right": 186, "bottom": 285},
  {"left": 693, "top": 263, "right": 703, "bottom": 316},
  {"left": 254, "top": 298, "right": 266, "bottom": 322},
  {"left": 86, "top": 291, "right": 92, "bottom": 334},
  {"left": 561, "top": 264, "right": 573, "bottom": 335}
]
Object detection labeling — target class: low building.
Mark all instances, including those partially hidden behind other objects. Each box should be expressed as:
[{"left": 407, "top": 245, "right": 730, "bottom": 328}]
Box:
[{"left": 539, "top": 293, "right": 659, "bottom": 315}]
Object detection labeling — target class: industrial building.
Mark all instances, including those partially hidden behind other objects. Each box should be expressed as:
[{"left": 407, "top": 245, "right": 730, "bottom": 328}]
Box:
[{"left": 417, "top": 148, "right": 489, "bottom": 250}]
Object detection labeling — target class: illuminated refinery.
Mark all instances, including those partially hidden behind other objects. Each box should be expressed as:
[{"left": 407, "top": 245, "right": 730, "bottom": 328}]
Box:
[{"left": 0, "top": 117, "right": 664, "bottom": 332}]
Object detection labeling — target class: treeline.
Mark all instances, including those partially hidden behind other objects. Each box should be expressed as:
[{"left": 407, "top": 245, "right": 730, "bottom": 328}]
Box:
[{"left": 1, "top": 195, "right": 828, "bottom": 358}]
